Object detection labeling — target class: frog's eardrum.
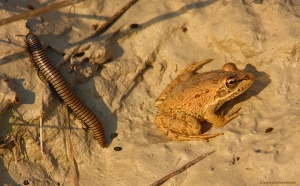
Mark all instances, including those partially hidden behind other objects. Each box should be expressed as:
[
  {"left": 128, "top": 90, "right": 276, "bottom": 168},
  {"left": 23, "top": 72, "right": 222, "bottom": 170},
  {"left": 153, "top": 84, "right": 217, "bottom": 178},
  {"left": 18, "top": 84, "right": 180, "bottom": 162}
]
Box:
[{"left": 26, "top": 33, "right": 106, "bottom": 148}]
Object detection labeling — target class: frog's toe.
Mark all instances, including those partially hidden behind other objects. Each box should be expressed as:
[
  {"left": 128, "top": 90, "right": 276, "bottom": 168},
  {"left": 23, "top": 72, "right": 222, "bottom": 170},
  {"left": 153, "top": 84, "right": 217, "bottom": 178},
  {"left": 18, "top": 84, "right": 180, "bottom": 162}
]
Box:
[{"left": 226, "top": 107, "right": 241, "bottom": 120}]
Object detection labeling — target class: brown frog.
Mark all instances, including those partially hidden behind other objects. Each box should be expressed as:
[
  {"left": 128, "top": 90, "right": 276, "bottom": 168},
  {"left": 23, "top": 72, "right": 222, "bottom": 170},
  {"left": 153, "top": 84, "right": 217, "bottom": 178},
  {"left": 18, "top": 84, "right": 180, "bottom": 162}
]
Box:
[{"left": 154, "top": 59, "right": 254, "bottom": 141}]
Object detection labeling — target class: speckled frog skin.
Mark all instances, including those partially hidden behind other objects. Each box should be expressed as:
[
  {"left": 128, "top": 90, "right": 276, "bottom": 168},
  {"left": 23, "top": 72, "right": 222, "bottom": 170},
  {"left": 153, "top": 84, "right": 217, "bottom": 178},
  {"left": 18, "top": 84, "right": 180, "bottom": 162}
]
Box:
[{"left": 154, "top": 59, "right": 254, "bottom": 141}]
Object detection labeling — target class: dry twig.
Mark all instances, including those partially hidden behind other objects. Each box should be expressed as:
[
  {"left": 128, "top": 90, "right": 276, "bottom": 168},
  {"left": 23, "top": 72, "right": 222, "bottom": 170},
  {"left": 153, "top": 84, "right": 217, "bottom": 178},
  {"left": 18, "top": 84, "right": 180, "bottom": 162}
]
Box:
[
  {"left": 0, "top": 0, "right": 87, "bottom": 26},
  {"left": 27, "top": 130, "right": 56, "bottom": 181},
  {"left": 40, "top": 92, "right": 45, "bottom": 157},
  {"left": 24, "top": 90, "right": 57, "bottom": 182},
  {"left": 63, "top": 104, "right": 79, "bottom": 186},
  {"left": 150, "top": 150, "right": 216, "bottom": 186},
  {"left": 90, "top": 0, "right": 137, "bottom": 37},
  {"left": 0, "top": 109, "right": 25, "bottom": 161},
  {"left": 58, "top": 0, "right": 137, "bottom": 67},
  {"left": 40, "top": 91, "right": 56, "bottom": 181}
]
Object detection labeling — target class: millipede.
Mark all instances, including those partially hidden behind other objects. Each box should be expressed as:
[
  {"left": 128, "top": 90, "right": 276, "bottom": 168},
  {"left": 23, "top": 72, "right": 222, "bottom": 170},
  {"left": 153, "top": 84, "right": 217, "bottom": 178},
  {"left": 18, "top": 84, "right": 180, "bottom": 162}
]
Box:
[{"left": 26, "top": 33, "right": 106, "bottom": 148}]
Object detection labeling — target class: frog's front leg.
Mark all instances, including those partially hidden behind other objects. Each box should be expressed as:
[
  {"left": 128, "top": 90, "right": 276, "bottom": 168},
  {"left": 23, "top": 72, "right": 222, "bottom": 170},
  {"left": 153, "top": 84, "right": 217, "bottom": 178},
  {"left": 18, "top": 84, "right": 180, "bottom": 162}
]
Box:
[
  {"left": 155, "top": 113, "right": 223, "bottom": 141},
  {"left": 204, "top": 106, "right": 240, "bottom": 127}
]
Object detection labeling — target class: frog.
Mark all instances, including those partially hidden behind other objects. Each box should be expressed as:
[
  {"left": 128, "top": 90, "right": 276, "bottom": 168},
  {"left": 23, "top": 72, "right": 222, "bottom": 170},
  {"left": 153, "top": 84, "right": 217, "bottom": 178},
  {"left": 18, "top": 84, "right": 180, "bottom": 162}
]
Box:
[{"left": 154, "top": 58, "right": 254, "bottom": 141}]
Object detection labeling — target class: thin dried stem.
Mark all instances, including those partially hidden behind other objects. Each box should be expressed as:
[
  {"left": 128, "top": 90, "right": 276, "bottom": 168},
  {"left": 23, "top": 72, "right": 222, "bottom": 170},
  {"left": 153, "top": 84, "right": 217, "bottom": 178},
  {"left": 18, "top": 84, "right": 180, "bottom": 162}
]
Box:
[
  {"left": 28, "top": 90, "right": 57, "bottom": 182},
  {"left": 58, "top": 0, "right": 137, "bottom": 67},
  {"left": 40, "top": 92, "right": 45, "bottom": 155},
  {"left": 63, "top": 104, "right": 79, "bottom": 186},
  {"left": 0, "top": 0, "right": 87, "bottom": 26},
  {"left": 27, "top": 130, "right": 56, "bottom": 181},
  {"left": 90, "top": 0, "right": 137, "bottom": 37},
  {"left": 12, "top": 132, "right": 22, "bottom": 163},
  {"left": 150, "top": 150, "right": 216, "bottom": 186}
]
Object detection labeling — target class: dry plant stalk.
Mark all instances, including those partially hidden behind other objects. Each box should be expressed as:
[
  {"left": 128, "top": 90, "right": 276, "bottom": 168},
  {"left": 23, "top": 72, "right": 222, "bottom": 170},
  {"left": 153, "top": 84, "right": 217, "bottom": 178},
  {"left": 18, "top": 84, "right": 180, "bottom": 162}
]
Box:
[
  {"left": 1, "top": 109, "right": 25, "bottom": 161},
  {"left": 59, "top": 0, "right": 137, "bottom": 67},
  {"left": 0, "top": 0, "right": 87, "bottom": 26},
  {"left": 27, "top": 130, "right": 56, "bottom": 181},
  {"left": 40, "top": 91, "right": 56, "bottom": 181},
  {"left": 25, "top": 91, "right": 56, "bottom": 182},
  {"left": 12, "top": 133, "right": 22, "bottom": 162},
  {"left": 90, "top": 0, "right": 137, "bottom": 37},
  {"left": 150, "top": 151, "right": 216, "bottom": 186},
  {"left": 40, "top": 92, "right": 45, "bottom": 156},
  {"left": 63, "top": 104, "right": 79, "bottom": 186}
]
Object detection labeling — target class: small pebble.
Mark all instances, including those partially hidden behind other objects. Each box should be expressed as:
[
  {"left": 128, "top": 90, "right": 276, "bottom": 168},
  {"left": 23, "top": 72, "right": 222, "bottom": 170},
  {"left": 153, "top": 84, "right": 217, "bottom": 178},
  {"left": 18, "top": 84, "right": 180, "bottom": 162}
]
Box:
[
  {"left": 181, "top": 27, "right": 188, "bottom": 32},
  {"left": 114, "top": 147, "right": 122, "bottom": 151},
  {"left": 37, "top": 16, "right": 44, "bottom": 22},
  {"left": 130, "top": 23, "right": 140, "bottom": 28},
  {"left": 111, "top": 133, "right": 118, "bottom": 138},
  {"left": 14, "top": 97, "right": 19, "bottom": 103},
  {"left": 91, "top": 24, "right": 98, "bottom": 31},
  {"left": 253, "top": 0, "right": 263, "bottom": 4},
  {"left": 23, "top": 180, "right": 29, "bottom": 185},
  {"left": 28, "top": 4, "right": 34, "bottom": 10},
  {"left": 265, "top": 127, "right": 274, "bottom": 133}
]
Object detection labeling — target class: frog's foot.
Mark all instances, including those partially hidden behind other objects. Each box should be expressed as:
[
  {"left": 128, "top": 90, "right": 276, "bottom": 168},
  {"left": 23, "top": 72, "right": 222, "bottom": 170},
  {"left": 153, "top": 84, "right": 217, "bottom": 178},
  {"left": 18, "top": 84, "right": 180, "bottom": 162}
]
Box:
[
  {"left": 156, "top": 123, "right": 223, "bottom": 141},
  {"left": 205, "top": 107, "right": 241, "bottom": 127},
  {"left": 227, "top": 107, "right": 241, "bottom": 118},
  {"left": 155, "top": 114, "right": 223, "bottom": 141},
  {"left": 182, "top": 58, "right": 213, "bottom": 74}
]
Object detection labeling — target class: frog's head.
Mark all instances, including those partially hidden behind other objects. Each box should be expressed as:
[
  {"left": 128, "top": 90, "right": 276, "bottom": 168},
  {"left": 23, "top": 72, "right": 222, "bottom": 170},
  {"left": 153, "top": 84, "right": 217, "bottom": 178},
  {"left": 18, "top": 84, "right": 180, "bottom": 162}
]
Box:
[{"left": 214, "top": 63, "right": 254, "bottom": 107}]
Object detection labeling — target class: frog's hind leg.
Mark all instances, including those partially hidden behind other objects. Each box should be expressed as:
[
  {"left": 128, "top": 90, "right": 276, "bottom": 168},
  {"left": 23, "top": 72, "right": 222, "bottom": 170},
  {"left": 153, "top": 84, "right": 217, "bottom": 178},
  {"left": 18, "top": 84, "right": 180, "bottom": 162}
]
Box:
[
  {"left": 181, "top": 58, "right": 213, "bottom": 74},
  {"left": 155, "top": 58, "right": 213, "bottom": 107},
  {"left": 155, "top": 113, "right": 223, "bottom": 141},
  {"left": 157, "top": 124, "right": 223, "bottom": 141}
]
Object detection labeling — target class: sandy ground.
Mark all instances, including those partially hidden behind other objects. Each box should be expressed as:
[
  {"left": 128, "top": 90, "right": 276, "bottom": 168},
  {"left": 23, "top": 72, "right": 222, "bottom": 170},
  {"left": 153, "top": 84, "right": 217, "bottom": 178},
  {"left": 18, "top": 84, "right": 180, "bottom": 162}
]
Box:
[{"left": 0, "top": 0, "right": 300, "bottom": 185}]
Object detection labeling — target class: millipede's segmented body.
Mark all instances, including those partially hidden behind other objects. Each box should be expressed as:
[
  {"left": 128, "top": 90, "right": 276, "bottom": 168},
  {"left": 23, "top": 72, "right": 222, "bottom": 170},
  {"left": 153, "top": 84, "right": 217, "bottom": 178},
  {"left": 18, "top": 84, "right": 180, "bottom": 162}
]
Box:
[{"left": 26, "top": 33, "right": 106, "bottom": 148}]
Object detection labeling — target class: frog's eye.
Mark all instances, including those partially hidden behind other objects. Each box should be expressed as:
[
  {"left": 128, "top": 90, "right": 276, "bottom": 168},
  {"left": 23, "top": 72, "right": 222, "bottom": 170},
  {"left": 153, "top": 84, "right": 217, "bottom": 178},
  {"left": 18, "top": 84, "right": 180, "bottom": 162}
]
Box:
[{"left": 225, "top": 77, "right": 237, "bottom": 89}]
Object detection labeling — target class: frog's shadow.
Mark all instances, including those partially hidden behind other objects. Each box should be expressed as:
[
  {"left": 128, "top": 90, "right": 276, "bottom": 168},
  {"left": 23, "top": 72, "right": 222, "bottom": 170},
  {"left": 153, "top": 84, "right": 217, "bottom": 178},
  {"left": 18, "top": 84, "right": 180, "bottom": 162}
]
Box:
[{"left": 201, "top": 63, "right": 270, "bottom": 133}]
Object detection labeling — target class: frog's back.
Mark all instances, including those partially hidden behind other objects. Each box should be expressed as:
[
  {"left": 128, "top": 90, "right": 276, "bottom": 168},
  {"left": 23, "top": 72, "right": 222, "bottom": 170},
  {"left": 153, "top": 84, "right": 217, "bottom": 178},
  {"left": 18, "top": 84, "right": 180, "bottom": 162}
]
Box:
[{"left": 159, "top": 70, "right": 223, "bottom": 115}]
